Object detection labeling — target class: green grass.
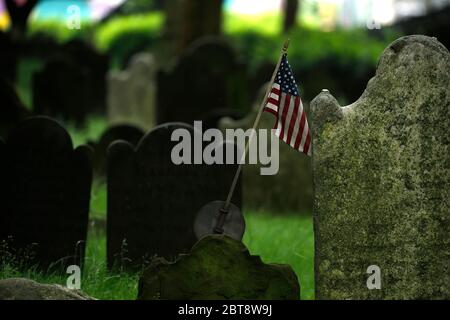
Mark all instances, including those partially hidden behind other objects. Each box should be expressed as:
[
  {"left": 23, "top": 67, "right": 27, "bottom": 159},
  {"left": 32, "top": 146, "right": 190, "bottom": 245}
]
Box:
[
  {"left": 1, "top": 229, "right": 139, "bottom": 300},
  {"left": 1, "top": 212, "right": 313, "bottom": 300},
  {"left": 244, "top": 213, "right": 314, "bottom": 300}
]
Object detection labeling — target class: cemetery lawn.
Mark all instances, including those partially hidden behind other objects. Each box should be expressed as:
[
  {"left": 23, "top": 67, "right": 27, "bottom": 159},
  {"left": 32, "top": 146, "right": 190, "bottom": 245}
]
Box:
[{"left": 0, "top": 212, "right": 314, "bottom": 300}]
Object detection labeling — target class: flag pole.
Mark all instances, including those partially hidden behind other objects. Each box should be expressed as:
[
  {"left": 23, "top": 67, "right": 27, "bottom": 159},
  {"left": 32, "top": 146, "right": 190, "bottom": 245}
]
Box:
[{"left": 214, "top": 39, "right": 290, "bottom": 234}]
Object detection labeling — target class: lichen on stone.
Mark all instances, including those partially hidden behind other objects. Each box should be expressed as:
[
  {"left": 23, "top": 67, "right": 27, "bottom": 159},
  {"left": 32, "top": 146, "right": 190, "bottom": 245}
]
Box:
[
  {"left": 310, "top": 35, "right": 449, "bottom": 300},
  {"left": 137, "top": 235, "right": 300, "bottom": 300}
]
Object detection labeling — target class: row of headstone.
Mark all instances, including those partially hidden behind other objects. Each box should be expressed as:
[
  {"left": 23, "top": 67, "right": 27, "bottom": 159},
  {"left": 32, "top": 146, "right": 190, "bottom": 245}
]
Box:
[
  {"left": 107, "top": 123, "right": 242, "bottom": 269},
  {"left": 32, "top": 40, "right": 108, "bottom": 125},
  {"left": 157, "top": 37, "right": 249, "bottom": 126},
  {"left": 310, "top": 35, "right": 449, "bottom": 299},
  {"left": 0, "top": 116, "right": 242, "bottom": 272},
  {"left": 106, "top": 38, "right": 248, "bottom": 135}
]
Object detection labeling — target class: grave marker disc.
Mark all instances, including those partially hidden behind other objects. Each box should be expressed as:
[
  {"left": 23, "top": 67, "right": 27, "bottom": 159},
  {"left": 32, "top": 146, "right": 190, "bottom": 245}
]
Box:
[{"left": 194, "top": 200, "right": 245, "bottom": 241}]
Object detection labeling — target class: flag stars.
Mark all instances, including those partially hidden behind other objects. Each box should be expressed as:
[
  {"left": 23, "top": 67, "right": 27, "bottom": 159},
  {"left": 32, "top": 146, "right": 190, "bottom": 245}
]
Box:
[{"left": 274, "top": 55, "right": 299, "bottom": 96}]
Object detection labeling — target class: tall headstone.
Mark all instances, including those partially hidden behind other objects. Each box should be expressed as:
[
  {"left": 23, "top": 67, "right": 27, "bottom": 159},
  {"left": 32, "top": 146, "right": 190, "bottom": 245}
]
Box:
[
  {"left": 311, "top": 36, "right": 449, "bottom": 299},
  {"left": 219, "top": 84, "right": 313, "bottom": 213},
  {"left": 62, "top": 39, "right": 109, "bottom": 113},
  {"left": 107, "top": 53, "right": 157, "bottom": 130},
  {"left": 33, "top": 40, "right": 109, "bottom": 124},
  {"left": 107, "top": 123, "right": 241, "bottom": 270},
  {"left": 0, "top": 117, "right": 92, "bottom": 271},
  {"left": 157, "top": 38, "right": 249, "bottom": 125},
  {"left": 32, "top": 55, "right": 90, "bottom": 125}
]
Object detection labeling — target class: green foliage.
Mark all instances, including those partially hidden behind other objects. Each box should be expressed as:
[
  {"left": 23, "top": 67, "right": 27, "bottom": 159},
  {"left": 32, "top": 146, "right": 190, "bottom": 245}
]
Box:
[
  {"left": 28, "top": 19, "right": 93, "bottom": 43},
  {"left": 93, "top": 12, "right": 163, "bottom": 67},
  {"left": 16, "top": 58, "right": 44, "bottom": 109},
  {"left": 117, "top": 0, "right": 162, "bottom": 14},
  {"left": 228, "top": 26, "right": 400, "bottom": 73},
  {"left": 223, "top": 12, "right": 283, "bottom": 36},
  {"left": 25, "top": 11, "right": 399, "bottom": 76}
]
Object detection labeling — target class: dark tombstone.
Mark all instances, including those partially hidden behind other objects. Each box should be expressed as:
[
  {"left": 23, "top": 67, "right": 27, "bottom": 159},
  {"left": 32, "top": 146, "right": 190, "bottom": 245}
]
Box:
[
  {"left": 32, "top": 55, "right": 91, "bottom": 125},
  {"left": 0, "top": 117, "right": 92, "bottom": 271},
  {"left": 107, "top": 123, "right": 241, "bottom": 270},
  {"left": 157, "top": 37, "right": 249, "bottom": 125},
  {"left": 92, "top": 124, "right": 145, "bottom": 177},
  {"left": 0, "top": 77, "right": 32, "bottom": 138},
  {"left": 32, "top": 40, "right": 108, "bottom": 124},
  {"left": 62, "top": 39, "right": 109, "bottom": 113}
]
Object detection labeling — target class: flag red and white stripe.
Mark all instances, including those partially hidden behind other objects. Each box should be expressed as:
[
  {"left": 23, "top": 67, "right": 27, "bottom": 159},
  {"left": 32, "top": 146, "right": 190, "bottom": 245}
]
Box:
[{"left": 263, "top": 54, "right": 311, "bottom": 156}]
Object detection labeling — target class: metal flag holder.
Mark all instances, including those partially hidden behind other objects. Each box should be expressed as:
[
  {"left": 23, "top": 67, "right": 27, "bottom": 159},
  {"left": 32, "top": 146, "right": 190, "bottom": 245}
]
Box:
[{"left": 194, "top": 40, "right": 291, "bottom": 241}]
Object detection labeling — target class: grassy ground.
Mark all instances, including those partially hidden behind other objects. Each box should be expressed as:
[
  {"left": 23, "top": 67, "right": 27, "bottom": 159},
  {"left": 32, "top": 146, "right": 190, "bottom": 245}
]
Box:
[{"left": 1, "top": 211, "right": 314, "bottom": 300}]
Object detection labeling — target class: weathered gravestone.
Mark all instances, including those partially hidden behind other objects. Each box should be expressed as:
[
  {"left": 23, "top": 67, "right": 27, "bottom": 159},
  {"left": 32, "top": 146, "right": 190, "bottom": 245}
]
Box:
[
  {"left": 107, "top": 123, "right": 241, "bottom": 270},
  {"left": 157, "top": 37, "right": 249, "bottom": 125},
  {"left": 138, "top": 235, "right": 300, "bottom": 300},
  {"left": 107, "top": 53, "right": 157, "bottom": 130},
  {"left": 220, "top": 84, "right": 313, "bottom": 213},
  {"left": 91, "top": 124, "right": 145, "bottom": 178},
  {"left": 0, "top": 117, "right": 92, "bottom": 271},
  {"left": 311, "top": 35, "right": 449, "bottom": 299},
  {"left": 33, "top": 55, "right": 91, "bottom": 125}
]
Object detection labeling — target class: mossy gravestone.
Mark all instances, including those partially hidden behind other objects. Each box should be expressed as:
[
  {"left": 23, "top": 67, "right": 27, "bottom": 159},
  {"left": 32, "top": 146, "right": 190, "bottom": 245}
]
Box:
[
  {"left": 107, "top": 123, "right": 241, "bottom": 270},
  {"left": 311, "top": 36, "right": 449, "bottom": 299},
  {"left": 137, "top": 235, "right": 300, "bottom": 300},
  {"left": 0, "top": 117, "right": 92, "bottom": 271}
]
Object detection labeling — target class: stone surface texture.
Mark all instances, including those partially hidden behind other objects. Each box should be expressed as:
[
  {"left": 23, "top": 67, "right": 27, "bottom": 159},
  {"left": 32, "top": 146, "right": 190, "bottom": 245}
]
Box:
[
  {"left": 0, "top": 278, "right": 94, "bottom": 300},
  {"left": 137, "top": 235, "right": 300, "bottom": 300},
  {"left": 311, "top": 35, "right": 449, "bottom": 299}
]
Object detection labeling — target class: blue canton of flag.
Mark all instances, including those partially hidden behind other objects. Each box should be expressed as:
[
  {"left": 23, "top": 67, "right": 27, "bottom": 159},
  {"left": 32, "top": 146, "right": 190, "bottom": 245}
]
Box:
[{"left": 263, "top": 53, "right": 311, "bottom": 156}]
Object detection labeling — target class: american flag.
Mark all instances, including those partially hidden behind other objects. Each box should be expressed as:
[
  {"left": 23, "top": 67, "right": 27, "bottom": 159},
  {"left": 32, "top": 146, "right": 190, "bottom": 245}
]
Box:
[{"left": 263, "top": 54, "right": 311, "bottom": 156}]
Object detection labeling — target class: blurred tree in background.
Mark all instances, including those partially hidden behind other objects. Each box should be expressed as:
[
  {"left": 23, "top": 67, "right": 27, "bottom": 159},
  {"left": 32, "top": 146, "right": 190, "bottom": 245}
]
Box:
[
  {"left": 163, "top": 0, "right": 223, "bottom": 56},
  {"left": 283, "top": 0, "right": 300, "bottom": 33},
  {"left": 5, "top": 0, "right": 39, "bottom": 39}
]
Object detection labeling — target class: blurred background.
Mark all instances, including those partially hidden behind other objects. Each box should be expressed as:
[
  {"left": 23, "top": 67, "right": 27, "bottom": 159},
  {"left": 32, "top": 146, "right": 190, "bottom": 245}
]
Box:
[
  {"left": 0, "top": 0, "right": 449, "bottom": 299},
  {"left": 1, "top": 0, "right": 449, "bottom": 113}
]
